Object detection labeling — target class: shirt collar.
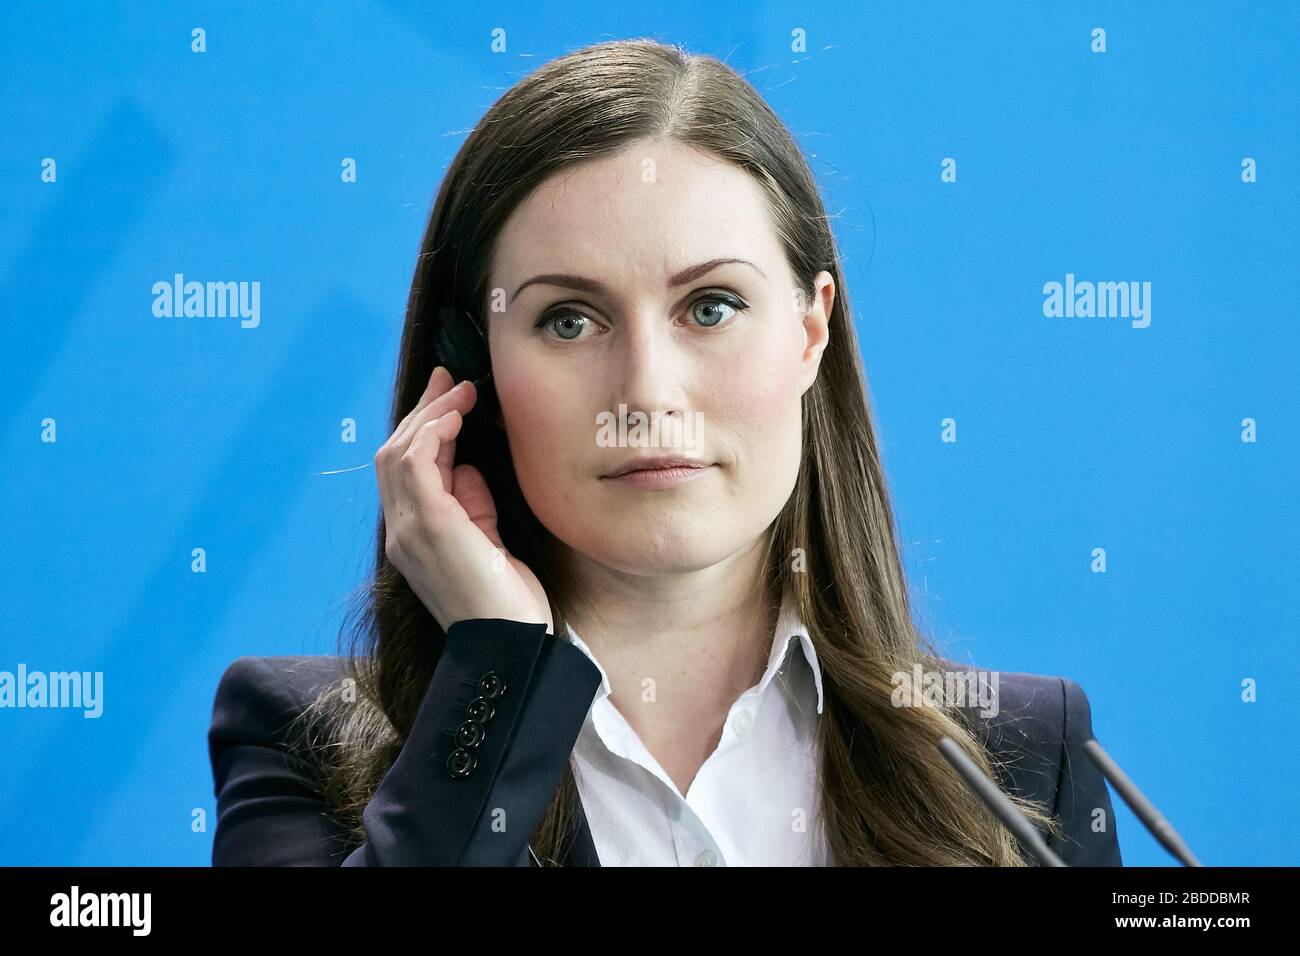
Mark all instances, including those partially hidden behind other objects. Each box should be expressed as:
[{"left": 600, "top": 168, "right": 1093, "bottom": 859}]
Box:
[{"left": 559, "top": 588, "right": 824, "bottom": 716}]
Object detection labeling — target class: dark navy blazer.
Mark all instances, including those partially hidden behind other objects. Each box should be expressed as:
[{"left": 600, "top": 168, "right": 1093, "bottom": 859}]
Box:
[{"left": 207, "top": 618, "right": 1123, "bottom": 866}]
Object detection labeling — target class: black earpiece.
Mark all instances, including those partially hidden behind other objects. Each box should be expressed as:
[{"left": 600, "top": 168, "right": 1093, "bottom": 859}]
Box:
[{"left": 433, "top": 304, "right": 498, "bottom": 425}]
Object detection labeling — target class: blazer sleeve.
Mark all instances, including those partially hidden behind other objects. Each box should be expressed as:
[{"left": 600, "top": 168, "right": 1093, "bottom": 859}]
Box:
[
  {"left": 1046, "top": 677, "right": 1123, "bottom": 866},
  {"left": 208, "top": 618, "right": 602, "bottom": 866}
]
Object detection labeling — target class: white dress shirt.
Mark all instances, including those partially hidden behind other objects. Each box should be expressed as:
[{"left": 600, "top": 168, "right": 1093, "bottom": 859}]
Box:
[{"left": 558, "top": 589, "right": 829, "bottom": 866}]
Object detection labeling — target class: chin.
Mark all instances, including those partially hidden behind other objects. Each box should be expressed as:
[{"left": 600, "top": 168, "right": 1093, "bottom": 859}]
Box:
[{"left": 569, "top": 516, "right": 741, "bottom": 576}]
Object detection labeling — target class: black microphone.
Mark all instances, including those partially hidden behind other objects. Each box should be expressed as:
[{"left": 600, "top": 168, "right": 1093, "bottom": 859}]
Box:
[
  {"left": 1082, "top": 738, "right": 1202, "bottom": 867},
  {"left": 937, "top": 736, "right": 1067, "bottom": 867}
]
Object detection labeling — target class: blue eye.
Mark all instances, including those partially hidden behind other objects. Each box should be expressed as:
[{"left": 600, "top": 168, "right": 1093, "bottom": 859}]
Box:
[
  {"left": 690, "top": 294, "right": 744, "bottom": 327},
  {"left": 534, "top": 292, "right": 747, "bottom": 340},
  {"left": 535, "top": 310, "right": 591, "bottom": 340}
]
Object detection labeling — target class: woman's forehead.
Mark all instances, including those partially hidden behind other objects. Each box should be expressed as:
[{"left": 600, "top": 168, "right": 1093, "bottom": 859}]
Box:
[{"left": 491, "top": 144, "right": 783, "bottom": 287}]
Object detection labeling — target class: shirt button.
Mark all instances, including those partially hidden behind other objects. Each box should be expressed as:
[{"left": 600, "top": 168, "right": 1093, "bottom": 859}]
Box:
[
  {"left": 694, "top": 849, "right": 718, "bottom": 867},
  {"left": 732, "top": 708, "right": 754, "bottom": 736}
]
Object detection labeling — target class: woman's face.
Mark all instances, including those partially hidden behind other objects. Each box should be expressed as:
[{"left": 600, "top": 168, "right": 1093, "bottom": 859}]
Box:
[{"left": 483, "top": 138, "right": 834, "bottom": 577}]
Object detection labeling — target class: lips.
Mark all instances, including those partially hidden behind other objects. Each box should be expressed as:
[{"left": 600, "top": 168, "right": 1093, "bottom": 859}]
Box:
[{"left": 602, "top": 455, "right": 711, "bottom": 478}]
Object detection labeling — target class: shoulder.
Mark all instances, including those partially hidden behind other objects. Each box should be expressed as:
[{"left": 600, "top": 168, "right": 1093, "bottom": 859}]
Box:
[
  {"left": 208, "top": 656, "right": 363, "bottom": 865},
  {"left": 208, "top": 655, "right": 352, "bottom": 756},
  {"left": 960, "top": 670, "right": 1091, "bottom": 799},
  {"left": 950, "top": 666, "right": 1121, "bottom": 865}
]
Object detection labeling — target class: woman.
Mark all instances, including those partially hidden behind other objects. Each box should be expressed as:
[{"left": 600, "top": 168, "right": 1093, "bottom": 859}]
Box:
[{"left": 208, "top": 38, "right": 1121, "bottom": 866}]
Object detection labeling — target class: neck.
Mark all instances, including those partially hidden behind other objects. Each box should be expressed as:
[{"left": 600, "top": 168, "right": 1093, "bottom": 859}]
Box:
[{"left": 555, "top": 535, "right": 782, "bottom": 794}]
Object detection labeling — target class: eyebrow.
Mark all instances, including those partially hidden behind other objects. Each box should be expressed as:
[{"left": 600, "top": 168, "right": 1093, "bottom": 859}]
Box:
[{"left": 509, "top": 257, "right": 767, "bottom": 303}]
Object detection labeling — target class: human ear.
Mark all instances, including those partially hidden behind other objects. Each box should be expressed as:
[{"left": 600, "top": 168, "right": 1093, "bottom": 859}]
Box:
[{"left": 798, "top": 270, "right": 835, "bottom": 394}]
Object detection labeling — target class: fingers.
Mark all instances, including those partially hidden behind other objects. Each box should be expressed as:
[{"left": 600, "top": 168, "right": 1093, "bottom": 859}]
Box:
[
  {"left": 392, "top": 371, "right": 477, "bottom": 451},
  {"left": 387, "top": 415, "right": 503, "bottom": 607},
  {"left": 403, "top": 409, "right": 463, "bottom": 507},
  {"left": 392, "top": 365, "right": 452, "bottom": 445},
  {"left": 380, "top": 414, "right": 462, "bottom": 577},
  {"left": 375, "top": 368, "right": 477, "bottom": 523}
]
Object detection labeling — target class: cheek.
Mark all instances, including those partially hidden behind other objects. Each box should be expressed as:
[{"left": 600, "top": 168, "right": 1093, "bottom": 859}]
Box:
[
  {"left": 709, "top": 332, "right": 805, "bottom": 450},
  {"left": 497, "top": 362, "right": 564, "bottom": 453},
  {"left": 493, "top": 358, "right": 588, "bottom": 515}
]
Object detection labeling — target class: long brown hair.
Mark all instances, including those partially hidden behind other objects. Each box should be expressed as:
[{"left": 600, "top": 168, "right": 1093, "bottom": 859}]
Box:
[{"left": 291, "top": 37, "right": 1060, "bottom": 865}]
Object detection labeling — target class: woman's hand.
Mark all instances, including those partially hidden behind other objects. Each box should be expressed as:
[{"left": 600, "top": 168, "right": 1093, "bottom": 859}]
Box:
[{"left": 374, "top": 366, "right": 554, "bottom": 635}]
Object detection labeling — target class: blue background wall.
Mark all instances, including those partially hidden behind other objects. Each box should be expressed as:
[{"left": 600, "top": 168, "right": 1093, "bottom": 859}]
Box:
[{"left": 1, "top": 1, "right": 1295, "bottom": 866}]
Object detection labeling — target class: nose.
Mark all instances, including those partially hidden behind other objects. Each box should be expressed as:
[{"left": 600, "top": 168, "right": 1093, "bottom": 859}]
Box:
[{"left": 613, "top": 309, "right": 691, "bottom": 436}]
